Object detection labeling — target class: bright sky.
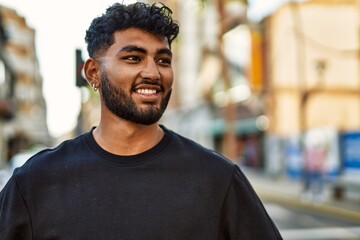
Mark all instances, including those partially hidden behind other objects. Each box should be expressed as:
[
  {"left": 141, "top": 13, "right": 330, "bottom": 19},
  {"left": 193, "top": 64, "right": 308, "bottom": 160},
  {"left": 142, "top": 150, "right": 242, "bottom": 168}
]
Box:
[{"left": 0, "top": 0, "right": 284, "bottom": 138}]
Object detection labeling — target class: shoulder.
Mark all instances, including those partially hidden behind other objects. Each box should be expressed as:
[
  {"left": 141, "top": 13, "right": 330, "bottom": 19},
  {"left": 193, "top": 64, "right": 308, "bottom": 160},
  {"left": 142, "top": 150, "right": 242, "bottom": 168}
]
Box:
[
  {"left": 13, "top": 132, "right": 88, "bottom": 180},
  {"left": 164, "top": 127, "right": 236, "bottom": 174},
  {"left": 34, "top": 132, "right": 86, "bottom": 161}
]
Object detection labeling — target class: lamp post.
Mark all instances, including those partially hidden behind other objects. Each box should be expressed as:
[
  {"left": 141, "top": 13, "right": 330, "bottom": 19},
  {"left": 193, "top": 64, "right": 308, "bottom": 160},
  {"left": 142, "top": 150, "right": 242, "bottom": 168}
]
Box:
[{"left": 216, "top": 0, "right": 237, "bottom": 161}]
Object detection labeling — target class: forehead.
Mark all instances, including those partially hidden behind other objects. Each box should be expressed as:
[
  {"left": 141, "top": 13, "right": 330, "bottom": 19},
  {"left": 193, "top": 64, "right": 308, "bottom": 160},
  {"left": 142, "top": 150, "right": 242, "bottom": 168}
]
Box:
[{"left": 110, "top": 28, "right": 170, "bottom": 53}]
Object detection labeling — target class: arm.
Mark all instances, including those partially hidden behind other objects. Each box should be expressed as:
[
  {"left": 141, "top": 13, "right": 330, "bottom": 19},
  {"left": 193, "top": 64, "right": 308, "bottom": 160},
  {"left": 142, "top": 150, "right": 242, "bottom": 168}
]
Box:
[
  {"left": 219, "top": 165, "right": 283, "bottom": 240},
  {"left": 0, "top": 174, "right": 33, "bottom": 240}
]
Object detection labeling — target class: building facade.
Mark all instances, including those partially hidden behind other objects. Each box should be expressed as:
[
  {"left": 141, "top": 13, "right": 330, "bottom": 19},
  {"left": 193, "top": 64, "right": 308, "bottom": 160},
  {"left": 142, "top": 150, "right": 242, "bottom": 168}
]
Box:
[
  {"left": 0, "top": 6, "right": 51, "bottom": 168},
  {"left": 257, "top": 0, "right": 360, "bottom": 178}
]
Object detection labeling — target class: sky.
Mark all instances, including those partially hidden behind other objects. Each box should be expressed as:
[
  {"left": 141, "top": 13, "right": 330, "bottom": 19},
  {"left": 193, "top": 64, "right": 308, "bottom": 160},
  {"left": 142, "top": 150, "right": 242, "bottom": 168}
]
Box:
[{"left": 0, "top": 0, "right": 285, "bottom": 138}]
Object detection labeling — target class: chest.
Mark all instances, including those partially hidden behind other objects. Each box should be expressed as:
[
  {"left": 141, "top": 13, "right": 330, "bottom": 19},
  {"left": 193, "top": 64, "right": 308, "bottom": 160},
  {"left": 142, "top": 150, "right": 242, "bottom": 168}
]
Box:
[{"left": 28, "top": 166, "right": 226, "bottom": 239}]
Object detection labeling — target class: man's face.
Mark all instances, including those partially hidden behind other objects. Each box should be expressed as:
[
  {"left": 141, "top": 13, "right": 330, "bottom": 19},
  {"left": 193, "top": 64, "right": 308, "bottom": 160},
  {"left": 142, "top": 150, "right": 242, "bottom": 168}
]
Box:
[{"left": 97, "top": 28, "right": 174, "bottom": 125}]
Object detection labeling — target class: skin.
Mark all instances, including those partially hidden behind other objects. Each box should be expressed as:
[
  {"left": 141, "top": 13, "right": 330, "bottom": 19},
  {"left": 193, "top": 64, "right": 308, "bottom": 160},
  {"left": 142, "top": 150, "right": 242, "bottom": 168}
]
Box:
[{"left": 84, "top": 28, "right": 174, "bottom": 156}]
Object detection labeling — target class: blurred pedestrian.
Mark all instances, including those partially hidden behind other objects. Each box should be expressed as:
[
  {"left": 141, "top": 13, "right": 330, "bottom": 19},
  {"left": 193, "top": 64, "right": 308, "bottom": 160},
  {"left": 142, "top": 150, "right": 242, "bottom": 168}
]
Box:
[
  {"left": 0, "top": 2, "right": 282, "bottom": 239},
  {"left": 301, "top": 132, "right": 328, "bottom": 203}
]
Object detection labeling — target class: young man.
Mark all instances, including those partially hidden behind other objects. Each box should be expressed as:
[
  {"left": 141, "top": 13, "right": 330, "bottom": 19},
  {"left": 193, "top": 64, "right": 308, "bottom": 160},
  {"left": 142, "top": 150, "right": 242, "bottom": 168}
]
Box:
[{"left": 0, "top": 2, "right": 282, "bottom": 239}]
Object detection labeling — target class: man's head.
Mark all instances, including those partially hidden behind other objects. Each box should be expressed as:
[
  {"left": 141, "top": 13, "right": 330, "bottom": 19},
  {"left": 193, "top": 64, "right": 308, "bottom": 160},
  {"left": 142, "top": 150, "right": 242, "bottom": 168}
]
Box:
[
  {"left": 84, "top": 2, "right": 179, "bottom": 126},
  {"left": 85, "top": 2, "right": 179, "bottom": 58}
]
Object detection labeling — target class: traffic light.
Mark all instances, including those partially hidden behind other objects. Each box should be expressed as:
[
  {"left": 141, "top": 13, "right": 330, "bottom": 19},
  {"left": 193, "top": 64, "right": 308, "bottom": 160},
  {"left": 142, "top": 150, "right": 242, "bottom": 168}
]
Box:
[{"left": 75, "top": 49, "right": 87, "bottom": 87}]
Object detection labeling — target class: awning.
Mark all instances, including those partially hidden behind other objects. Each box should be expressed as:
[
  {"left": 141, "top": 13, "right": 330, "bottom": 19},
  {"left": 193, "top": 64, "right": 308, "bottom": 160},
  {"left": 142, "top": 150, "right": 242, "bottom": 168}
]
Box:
[{"left": 211, "top": 116, "right": 268, "bottom": 136}]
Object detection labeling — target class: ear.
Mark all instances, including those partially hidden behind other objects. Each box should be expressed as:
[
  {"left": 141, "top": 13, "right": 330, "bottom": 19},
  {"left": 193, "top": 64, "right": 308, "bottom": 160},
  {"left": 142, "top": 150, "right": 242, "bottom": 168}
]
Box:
[{"left": 84, "top": 58, "right": 100, "bottom": 88}]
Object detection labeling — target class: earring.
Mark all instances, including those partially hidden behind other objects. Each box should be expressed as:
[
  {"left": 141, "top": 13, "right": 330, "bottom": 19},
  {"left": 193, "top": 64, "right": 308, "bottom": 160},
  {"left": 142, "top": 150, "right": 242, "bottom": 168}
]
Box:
[{"left": 92, "top": 83, "right": 98, "bottom": 91}]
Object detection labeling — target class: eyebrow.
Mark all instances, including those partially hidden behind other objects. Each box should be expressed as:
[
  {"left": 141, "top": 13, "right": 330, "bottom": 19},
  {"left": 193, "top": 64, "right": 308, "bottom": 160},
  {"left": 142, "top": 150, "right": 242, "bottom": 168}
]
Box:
[{"left": 119, "top": 45, "right": 172, "bottom": 57}]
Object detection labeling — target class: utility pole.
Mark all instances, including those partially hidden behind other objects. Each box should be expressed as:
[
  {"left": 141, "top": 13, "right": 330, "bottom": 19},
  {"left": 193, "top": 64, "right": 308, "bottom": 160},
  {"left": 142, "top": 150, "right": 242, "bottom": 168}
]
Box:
[{"left": 216, "top": 0, "right": 237, "bottom": 161}]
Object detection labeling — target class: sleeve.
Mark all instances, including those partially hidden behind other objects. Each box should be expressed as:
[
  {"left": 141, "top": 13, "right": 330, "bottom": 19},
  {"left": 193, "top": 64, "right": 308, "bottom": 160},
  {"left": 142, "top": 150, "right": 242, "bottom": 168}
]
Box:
[
  {"left": 0, "top": 173, "right": 33, "bottom": 240},
  {"left": 219, "top": 165, "right": 283, "bottom": 240}
]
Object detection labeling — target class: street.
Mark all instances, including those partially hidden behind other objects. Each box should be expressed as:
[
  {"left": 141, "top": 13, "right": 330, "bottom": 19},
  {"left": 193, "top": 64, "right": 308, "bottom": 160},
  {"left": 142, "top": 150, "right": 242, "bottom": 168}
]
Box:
[
  {"left": 243, "top": 168, "right": 360, "bottom": 239},
  {"left": 265, "top": 202, "right": 360, "bottom": 240}
]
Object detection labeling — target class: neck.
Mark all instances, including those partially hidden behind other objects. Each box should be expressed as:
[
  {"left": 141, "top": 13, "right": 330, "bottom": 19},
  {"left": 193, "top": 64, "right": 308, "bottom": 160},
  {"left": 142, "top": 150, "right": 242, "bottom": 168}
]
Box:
[{"left": 93, "top": 119, "right": 164, "bottom": 156}]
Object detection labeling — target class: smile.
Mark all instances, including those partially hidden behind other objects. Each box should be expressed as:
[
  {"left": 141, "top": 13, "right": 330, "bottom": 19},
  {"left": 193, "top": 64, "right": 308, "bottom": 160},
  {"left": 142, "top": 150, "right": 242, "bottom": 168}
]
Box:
[{"left": 136, "top": 89, "right": 157, "bottom": 95}]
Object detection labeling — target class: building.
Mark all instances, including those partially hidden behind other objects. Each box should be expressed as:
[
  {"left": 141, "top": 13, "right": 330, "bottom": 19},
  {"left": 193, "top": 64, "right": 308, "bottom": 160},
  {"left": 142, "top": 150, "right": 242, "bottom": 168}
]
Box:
[
  {"left": 257, "top": 0, "right": 360, "bottom": 177},
  {"left": 161, "top": 0, "right": 259, "bottom": 163},
  {"left": 0, "top": 6, "right": 51, "bottom": 168},
  {"left": 263, "top": 0, "right": 360, "bottom": 135},
  {"left": 0, "top": 7, "right": 16, "bottom": 168}
]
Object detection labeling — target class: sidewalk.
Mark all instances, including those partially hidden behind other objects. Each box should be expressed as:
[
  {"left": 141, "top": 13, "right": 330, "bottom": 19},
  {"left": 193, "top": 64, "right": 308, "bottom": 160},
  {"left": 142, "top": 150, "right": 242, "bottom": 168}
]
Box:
[{"left": 243, "top": 168, "right": 360, "bottom": 224}]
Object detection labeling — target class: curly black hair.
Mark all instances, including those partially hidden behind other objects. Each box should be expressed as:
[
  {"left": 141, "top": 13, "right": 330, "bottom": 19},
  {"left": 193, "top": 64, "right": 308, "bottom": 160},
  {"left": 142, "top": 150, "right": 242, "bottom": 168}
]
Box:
[{"left": 85, "top": 2, "right": 180, "bottom": 58}]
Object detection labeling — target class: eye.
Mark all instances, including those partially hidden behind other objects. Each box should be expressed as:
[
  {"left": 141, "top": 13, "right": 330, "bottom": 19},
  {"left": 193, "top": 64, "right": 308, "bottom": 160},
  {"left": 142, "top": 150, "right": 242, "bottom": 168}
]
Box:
[
  {"left": 123, "top": 56, "right": 140, "bottom": 62},
  {"left": 157, "top": 58, "right": 172, "bottom": 65}
]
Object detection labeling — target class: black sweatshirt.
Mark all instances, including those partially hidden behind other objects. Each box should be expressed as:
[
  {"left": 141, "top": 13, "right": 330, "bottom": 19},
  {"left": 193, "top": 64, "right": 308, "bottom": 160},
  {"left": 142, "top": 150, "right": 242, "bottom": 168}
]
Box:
[{"left": 0, "top": 126, "right": 282, "bottom": 239}]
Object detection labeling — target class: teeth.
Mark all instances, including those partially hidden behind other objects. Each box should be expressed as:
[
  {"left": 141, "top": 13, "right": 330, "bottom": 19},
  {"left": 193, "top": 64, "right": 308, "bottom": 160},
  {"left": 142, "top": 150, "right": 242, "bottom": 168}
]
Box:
[{"left": 136, "top": 89, "right": 157, "bottom": 94}]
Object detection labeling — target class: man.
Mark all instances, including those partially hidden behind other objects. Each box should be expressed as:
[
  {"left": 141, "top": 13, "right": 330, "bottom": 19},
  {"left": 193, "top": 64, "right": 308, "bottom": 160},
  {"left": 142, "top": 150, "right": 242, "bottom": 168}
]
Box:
[{"left": 0, "top": 2, "right": 282, "bottom": 239}]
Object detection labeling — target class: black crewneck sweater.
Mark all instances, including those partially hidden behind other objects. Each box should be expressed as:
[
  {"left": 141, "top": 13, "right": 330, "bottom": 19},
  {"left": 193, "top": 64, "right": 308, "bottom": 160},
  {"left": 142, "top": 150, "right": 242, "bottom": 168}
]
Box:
[{"left": 0, "top": 126, "right": 282, "bottom": 239}]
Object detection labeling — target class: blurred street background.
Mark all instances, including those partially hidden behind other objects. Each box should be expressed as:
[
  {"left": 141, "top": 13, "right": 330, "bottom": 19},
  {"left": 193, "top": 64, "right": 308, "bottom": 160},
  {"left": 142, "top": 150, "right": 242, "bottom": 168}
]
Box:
[{"left": 0, "top": 0, "right": 359, "bottom": 239}]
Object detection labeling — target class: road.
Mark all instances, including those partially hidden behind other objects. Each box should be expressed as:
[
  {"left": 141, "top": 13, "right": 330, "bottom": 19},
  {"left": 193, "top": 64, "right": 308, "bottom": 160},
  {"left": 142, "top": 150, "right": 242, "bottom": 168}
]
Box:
[
  {"left": 243, "top": 169, "right": 360, "bottom": 239},
  {"left": 265, "top": 202, "right": 360, "bottom": 240}
]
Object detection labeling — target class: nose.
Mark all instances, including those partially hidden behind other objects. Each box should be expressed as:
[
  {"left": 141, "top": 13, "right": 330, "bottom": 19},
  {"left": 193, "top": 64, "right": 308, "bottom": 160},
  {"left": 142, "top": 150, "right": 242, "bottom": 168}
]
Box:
[{"left": 140, "top": 59, "right": 160, "bottom": 80}]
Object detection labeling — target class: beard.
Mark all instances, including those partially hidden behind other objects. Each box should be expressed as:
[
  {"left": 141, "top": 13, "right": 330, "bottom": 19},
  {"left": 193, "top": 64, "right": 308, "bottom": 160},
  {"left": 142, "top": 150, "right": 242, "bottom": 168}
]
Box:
[{"left": 99, "top": 70, "right": 171, "bottom": 125}]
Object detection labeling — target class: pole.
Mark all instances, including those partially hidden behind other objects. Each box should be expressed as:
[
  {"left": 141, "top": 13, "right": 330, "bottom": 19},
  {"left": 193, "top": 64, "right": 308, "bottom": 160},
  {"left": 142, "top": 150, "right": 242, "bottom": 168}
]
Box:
[{"left": 216, "top": 0, "right": 237, "bottom": 161}]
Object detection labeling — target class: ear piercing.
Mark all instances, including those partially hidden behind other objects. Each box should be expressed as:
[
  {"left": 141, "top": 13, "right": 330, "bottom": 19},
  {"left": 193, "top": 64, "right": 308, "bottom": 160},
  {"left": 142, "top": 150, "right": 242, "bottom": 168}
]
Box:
[{"left": 92, "top": 83, "right": 98, "bottom": 91}]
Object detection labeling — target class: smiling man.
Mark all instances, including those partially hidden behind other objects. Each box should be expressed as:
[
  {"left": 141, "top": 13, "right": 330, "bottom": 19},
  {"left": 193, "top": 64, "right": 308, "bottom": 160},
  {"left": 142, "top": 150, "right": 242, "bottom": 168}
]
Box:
[
  {"left": 85, "top": 27, "right": 174, "bottom": 155},
  {"left": 0, "top": 2, "right": 282, "bottom": 239}
]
